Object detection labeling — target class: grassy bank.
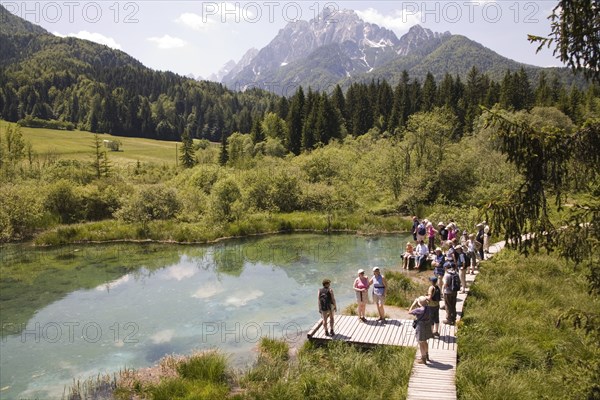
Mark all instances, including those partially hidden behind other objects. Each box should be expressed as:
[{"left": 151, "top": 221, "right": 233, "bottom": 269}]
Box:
[
  {"left": 33, "top": 212, "right": 412, "bottom": 246},
  {"left": 457, "top": 251, "right": 600, "bottom": 399},
  {"left": 74, "top": 338, "right": 416, "bottom": 400}
]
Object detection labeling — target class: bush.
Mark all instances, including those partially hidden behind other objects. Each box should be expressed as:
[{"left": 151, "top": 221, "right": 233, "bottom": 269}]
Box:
[
  {"left": 0, "top": 183, "right": 46, "bottom": 241},
  {"left": 115, "top": 185, "right": 181, "bottom": 224},
  {"left": 44, "top": 179, "right": 84, "bottom": 224},
  {"left": 17, "top": 116, "right": 75, "bottom": 130},
  {"left": 209, "top": 178, "right": 242, "bottom": 222}
]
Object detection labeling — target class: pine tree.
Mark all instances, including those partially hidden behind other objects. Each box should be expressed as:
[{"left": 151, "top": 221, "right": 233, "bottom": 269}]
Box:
[
  {"left": 351, "top": 85, "right": 373, "bottom": 136},
  {"left": 92, "top": 133, "right": 103, "bottom": 178},
  {"left": 286, "top": 87, "right": 304, "bottom": 155},
  {"left": 302, "top": 88, "right": 318, "bottom": 150},
  {"left": 179, "top": 129, "right": 196, "bottom": 168},
  {"left": 421, "top": 73, "right": 437, "bottom": 112},
  {"left": 250, "top": 117, "right": 264, "bottom": 144},
  {"left": 390, "top": 71, "right": 411, "bottom": 132},
  {"left": 535, "top": 71, "right": 553, "bottom": 106},
  {"left": 377, "top": 80, "right": 394, "bottom": 131},
  {"left": 219, "top": 134, "right": 228, "bottom": 166}
]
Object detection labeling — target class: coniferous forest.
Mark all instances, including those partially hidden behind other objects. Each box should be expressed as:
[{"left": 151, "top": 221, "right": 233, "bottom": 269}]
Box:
[{"left": 1, "top": 1, "right": 600, "bottom": 399}]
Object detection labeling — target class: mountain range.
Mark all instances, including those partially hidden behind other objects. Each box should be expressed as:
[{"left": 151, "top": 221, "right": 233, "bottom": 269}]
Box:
[{"left": 218, "top": 8, "right": 577, "bottom": 94}]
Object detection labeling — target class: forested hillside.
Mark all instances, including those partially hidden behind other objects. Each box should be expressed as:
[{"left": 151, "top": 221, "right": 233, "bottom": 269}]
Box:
[
  {"left": 1, "top": 4, "right": 596, "bottom": 147},
  {"left": 0, "top": 5, "right": 277, "bottom": 142}
]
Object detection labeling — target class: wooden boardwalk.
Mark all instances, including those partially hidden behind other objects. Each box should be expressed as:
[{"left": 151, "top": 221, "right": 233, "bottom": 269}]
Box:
[
  {"left": 307, "top": 315, "right": 456, "bottom": 350},
  {"left": 307, "top": 240, "right": 506, "bottom": 400}
]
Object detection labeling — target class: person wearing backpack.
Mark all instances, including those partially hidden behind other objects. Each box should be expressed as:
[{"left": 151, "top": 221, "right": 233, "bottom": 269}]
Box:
[
  {"left": 411, "top": 216, "right": 420, "bottom": 241},
  {"left": 455, "top": 246, "right": 468, "bottom": 294},
  {"left": 318, "top": 279, "right": 337, "bottom": 336},
  {"left": 416, "top": 221, "right": 427, "bottom": 243},
  {"left": 442, "top": 262, "right": 460, "bottom": 325},
  {"left": 426, "top": 276, "right": 441, "bottom": 337}
]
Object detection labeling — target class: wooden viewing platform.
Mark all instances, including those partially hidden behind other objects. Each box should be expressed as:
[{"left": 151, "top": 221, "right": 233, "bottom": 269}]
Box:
[
  {"left": 307, "top": 316, "right": 456, "bottom": 350},
  {"left": 306, "top": 240, "right": 506, "bottom": 400}
]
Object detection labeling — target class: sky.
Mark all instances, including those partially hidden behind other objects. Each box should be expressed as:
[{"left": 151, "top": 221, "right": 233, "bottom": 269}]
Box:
[{"left": 2, "top": 1, "right": 565, "bottom": 79}]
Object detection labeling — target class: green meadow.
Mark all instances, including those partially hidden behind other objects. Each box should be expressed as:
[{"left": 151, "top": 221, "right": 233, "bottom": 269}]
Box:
[{"left": 18, "top": 124, "right": 189, "bottom": 165}]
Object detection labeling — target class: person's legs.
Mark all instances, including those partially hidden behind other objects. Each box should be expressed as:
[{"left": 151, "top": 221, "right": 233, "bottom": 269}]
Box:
[
  {"left": 443, "top": 292, "right": 457, "bottom": 323},
  {"left": 460, "top": 268, "right": 467, "bottom": 293},
  {"left": 430, "top": 306, "right": 439, "bottom": 335},
  {"left": 418, "top": 341, "right": 428, "bottom": 363},
  {"left": 329, "top": 310, "right": 335, "bottom": 334},
  {"left": 321, "top": 311, "right": 329, "bottom": 334}
]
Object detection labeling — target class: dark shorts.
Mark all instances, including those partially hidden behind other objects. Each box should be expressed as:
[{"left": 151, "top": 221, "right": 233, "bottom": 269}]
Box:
[{"left": 429, "top": 306, "right": 440, "bottom": 324}]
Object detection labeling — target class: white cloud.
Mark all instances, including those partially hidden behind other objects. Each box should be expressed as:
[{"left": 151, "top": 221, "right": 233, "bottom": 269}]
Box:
[
  {"left": 164, "top": 265, "right": 197, "bottom": 280},
  {"left": 53, "top": 30, "right": 122, "bottom": 50},
  {"left": 148, "top": 34, "right": 187, "bottom": 49},
  {"left": 175, "top": 12, "right": 215, "bottom": 31},
  {"left": 175, "top": 3, "right": 255, "bottom": 30},
  {"left": 150, "top": 329, "right": 175, "bottom": 344},
  {"left": 356, "top": 8, "right": 421, "bottom": 34},
  {"left": 192, "top": 284, "right": 225, "bottom": 299},
  {"left": 224, "top": 290, "right": 263, "bottom": 307}
]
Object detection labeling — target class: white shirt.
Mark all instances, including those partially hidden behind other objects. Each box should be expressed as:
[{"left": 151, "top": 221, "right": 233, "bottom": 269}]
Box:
[{"left": 416, "top": 243, "right": 429, "bottom": 256}]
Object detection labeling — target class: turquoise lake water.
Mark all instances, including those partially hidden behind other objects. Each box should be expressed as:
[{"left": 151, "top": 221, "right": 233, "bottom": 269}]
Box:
[{"left": 0, "top": 233, "right": 410, "bottom": 399}]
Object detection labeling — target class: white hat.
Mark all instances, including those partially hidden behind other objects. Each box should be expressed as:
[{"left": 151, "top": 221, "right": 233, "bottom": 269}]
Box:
[
  {"left": 417, "top": 296, "right": 429, "bottom": 307},
  {"left": 357, "top": 269, "right": 365, "bottom": 274},
  {"left": 438, "top": 221, "right": 445, "bottom": 226},
  {"left": 372, "top": 266, "right": 380, "bottom": 272}
]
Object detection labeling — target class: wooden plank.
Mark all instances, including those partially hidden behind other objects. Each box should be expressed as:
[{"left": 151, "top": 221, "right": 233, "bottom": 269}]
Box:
[{"left": 383, "top": 318, "right": 401, "bottom": 345}]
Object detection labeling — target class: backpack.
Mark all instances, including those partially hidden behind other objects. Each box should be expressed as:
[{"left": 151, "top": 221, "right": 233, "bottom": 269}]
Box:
[
  {"left": 319, "top": 287, "right": 332, "bottom": 312},
  {"left": 451, "top": 273, "right": 461, "bottom": 292},
  {"left": 417, "top": 224, "right": 426, "bottom": 236},
  {"left": 432, "top": 285, "right": 441, "bottom": 302}
]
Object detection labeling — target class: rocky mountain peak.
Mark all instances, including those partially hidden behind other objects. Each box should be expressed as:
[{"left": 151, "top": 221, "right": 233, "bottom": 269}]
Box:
[{"left": 397, "top": 24, "right": 451, "bottom": 55}]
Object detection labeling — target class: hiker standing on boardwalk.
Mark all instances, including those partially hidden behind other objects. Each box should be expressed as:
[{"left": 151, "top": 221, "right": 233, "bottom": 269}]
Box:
[
  {"left": 426, "top": 276, "right": 441, "bottom": 337},
  {"left": 475, "top": 223, "right": 485, "bottom": 261},
  {"left": 442, "top": 262, "right": 460, "bottom": 325},
  {"left": 409, "top": 295, "right": 433, "bottom": 364},
  {"left": 353, "top": 269, "right": 370, "bottom": 322},
  {"left": 483, "top": 221, "right": 490, "bottom": 255},
  {"left": 411, "top": 216, "right": 420, "bottom": 241},
  {"left": 370, "top": 267, "right": 387, "bottom": 323},
  {"left": 318, "top": 279, "right": 337, "bottom": 336}
]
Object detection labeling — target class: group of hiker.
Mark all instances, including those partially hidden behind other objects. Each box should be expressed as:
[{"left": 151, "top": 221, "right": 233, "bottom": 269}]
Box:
[{"left": 317, "top": 217, "right": 491, "bottom": 364}]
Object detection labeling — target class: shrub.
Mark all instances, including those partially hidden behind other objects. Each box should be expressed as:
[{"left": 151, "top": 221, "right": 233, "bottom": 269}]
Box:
[
  {"left": 0, "top": 183, "right": 46, "bottom": 241},
  {"left": 209, "top": 178, "right": 242, "bottom": 222},
  {"left": 44, "top": 179, "right": 84, "bottom": 224},
  {"left": 115, "top": 185, "right": 181, "bottom": 224}
]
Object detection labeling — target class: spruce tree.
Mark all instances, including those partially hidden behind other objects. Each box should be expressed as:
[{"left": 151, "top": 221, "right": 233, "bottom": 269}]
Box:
[
  {"left": 219, "top": 134, "right": 228, "bottom": 166},
  {"left": 179, "top": 129, "right": 196, "bottom": 168},
  {"left": 286, "top": 87, "right": 305, "bottom": 155},
  {"left": 421, "top": 72, "right": 437, "bottom": 112}
]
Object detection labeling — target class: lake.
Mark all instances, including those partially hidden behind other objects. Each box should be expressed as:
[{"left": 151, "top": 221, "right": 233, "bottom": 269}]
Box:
[{"left": 0, "top": 233, "right": 409, "bottom": 399}]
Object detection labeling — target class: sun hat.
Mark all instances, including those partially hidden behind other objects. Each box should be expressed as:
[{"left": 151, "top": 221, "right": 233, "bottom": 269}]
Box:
[
  {"left": 435, "top": 247, "right": 442, "bottom": 252},
  {"left": 429, "top": 276, "right": 438, "bottom": 282},
  {"left": 357, "top": 269, "right": 365, "bottom": 274},
  {"left": 438, "top": 221, "right": 445, "bottom": 226},
  {"left": 444, "top": 261, "right": 453, "bottom": 269},
  {"left": 372, "top": 266, "right": 380, "bottom": 272},
  {"left": 417, "top": 296, "right": 429, "bottom": 307}
]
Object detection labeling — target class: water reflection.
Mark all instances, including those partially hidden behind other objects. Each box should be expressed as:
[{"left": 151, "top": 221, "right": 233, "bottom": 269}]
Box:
[{"left": 0, "top": 233, "right": 409, "bottom": 399}]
